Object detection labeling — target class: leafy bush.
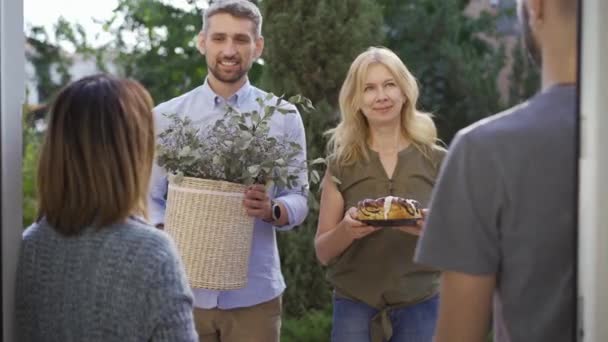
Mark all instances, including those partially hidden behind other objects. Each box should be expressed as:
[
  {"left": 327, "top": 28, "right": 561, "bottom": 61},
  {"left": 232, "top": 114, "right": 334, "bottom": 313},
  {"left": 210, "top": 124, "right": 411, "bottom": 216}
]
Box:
[
  {"left": 281, "top": 305, "right": 332, "bottom": 342},
  {"left": 23, "top": 127, "right": 42, "bottom": 227}
]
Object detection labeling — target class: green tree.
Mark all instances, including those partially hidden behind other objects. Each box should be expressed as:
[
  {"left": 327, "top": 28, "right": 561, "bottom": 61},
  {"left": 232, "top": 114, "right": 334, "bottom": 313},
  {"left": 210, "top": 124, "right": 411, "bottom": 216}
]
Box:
[
  {"left": 260, "top": 0, "right": 385, "bottom": 318},
  {"left": 98, "top": 0, "right": 266, "bottom": 103},
  {"left": 380, "top": 0, "right": 507, "bottom": 143},
  {"left": 99, "top": 0, "right": 209, "bottom": 102},
  {"left": 24, "top": 22, "right": 80, "bottom": 227},
  {"left": 508, "top": 40, "right": 541, "bottom": 106},
  {"left": 25, "top": 26, "right": 73, "bottom": 105},
  {"left": 22, "top": 124, "right": 41, "bottom": 227}
]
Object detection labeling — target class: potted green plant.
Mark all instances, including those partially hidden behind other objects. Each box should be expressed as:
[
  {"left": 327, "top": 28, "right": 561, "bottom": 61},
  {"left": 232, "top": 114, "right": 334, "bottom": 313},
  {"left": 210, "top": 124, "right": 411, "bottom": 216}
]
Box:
[{"left": 156, "top": 94, "right": 317, "bottom": 290}]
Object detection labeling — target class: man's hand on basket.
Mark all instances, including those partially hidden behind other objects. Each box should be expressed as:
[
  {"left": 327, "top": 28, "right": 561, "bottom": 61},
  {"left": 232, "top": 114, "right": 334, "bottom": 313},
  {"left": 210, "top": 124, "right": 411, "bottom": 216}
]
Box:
[{"left": 243, "top": 184, "right": 273, "bottom": 221}]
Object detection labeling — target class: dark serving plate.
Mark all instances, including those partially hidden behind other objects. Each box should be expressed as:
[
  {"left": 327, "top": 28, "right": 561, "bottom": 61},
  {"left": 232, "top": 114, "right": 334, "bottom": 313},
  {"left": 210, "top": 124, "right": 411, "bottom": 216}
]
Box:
[{"left": 359, "top": 218, "right": 419, "bottom": 227}]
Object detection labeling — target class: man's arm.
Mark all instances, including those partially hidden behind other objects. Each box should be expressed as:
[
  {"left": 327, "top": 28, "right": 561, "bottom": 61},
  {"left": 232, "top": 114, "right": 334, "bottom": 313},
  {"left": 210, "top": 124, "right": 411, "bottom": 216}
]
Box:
[
  {"left": 434, "top": 271, "right": 496, "bottom": 342},
  {"left": 242, "top": 108, "right": 309, "bottom": 230},
  {"left": 271, "top": 108, "right": 309, "bottom": 231},
  {"left": 149, "top": 106, "right": 172, "bottom": 228},
  {"left": 148, "top": 163, "right": 168, "bottom": 228},
  {"left": 147, "top": 106, "right": 175, "bottom": 228}
]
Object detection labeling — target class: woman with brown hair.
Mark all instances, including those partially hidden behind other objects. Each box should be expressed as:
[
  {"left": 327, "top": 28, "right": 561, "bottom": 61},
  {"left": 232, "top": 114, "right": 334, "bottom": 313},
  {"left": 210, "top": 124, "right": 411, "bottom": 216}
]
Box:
[{"left": 16, "top": 74, "right": 197, "bottom": 341}]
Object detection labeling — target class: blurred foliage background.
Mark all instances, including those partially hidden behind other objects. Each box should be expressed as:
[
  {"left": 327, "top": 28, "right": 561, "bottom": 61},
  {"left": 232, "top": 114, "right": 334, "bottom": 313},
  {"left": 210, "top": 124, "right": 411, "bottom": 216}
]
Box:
[{"left": 23, "top": 0, "right": 539, "bottom": 340}]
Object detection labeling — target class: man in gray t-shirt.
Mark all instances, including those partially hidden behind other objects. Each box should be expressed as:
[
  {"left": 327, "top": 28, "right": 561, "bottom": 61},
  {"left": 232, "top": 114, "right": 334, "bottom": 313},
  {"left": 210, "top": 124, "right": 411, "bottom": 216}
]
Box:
[{"left": 414, "top": 1, "right": 579, "bottom": 341}]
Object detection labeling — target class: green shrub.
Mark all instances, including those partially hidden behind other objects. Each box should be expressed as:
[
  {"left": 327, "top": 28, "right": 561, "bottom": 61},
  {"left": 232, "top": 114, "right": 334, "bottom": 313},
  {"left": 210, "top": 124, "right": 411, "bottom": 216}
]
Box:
[
  {"left": 23, "top": 127, "right": 41, "bottom": 227},
  {"left": 282, "top": 305, "right": 332, "bottom": 342}
]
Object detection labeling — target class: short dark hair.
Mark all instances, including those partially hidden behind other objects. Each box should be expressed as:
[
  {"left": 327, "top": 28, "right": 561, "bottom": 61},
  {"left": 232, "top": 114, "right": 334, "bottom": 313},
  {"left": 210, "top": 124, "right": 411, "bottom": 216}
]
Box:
[
  {"left": 37, "top": 74, "right": 155, "bottom": 235},
  {"left": 202, "top": 0, "right": 262, "bottom": 37}
]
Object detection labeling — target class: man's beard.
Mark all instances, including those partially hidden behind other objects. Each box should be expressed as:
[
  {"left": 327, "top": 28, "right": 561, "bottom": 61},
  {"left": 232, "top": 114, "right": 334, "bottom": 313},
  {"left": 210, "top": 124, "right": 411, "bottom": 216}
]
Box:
[
  {"left": 519, "top": 2, "right": 542, "bottom": 66},
  {"left": 209, "top": 59, "right": 249, "bottom": 84}
]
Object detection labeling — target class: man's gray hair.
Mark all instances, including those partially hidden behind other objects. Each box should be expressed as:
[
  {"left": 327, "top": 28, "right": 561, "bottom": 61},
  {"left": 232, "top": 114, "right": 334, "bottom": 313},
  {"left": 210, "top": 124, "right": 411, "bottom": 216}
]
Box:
[{"left": 202, "top": 0, "right": 263, "bottom": 37}]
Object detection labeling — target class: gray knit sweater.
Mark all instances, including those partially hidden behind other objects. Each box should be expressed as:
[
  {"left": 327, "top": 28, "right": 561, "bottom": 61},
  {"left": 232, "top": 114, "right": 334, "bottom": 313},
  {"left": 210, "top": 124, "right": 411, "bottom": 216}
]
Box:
[{"left": 16, "top": 217, "right": 198, "bottom": 342}]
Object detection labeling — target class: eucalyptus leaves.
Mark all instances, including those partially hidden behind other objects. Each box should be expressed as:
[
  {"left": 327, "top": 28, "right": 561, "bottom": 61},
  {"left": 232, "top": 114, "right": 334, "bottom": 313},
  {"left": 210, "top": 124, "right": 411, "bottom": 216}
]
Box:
[{"left": 156, "top": 93, "right": 320, "bottom": 190}]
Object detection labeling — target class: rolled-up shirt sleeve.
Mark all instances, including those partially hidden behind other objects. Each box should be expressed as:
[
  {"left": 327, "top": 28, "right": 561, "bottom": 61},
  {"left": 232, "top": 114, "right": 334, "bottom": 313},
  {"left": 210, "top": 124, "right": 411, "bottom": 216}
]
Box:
[
  {"left": 272, "top": 108, "right": 309, "bottom": 231},
  {"left": 148, "top": 108, "right": 171, "bottom": 227}
]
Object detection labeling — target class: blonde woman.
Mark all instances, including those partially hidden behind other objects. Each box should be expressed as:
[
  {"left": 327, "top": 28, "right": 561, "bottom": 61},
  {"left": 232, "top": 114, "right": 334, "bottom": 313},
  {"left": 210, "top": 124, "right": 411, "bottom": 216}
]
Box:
[
  {"left": 315, "top": 47, "right": 446, "bottom": 342},
  {"left": 15, "top": 74, "right": 197, "bottom": 342}
]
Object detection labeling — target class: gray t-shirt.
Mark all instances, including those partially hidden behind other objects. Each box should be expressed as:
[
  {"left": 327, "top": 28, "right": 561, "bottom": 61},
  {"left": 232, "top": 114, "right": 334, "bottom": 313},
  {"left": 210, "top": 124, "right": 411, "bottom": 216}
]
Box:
[{"left": 415, "top": 84, "right": 577, "bottom": 342}]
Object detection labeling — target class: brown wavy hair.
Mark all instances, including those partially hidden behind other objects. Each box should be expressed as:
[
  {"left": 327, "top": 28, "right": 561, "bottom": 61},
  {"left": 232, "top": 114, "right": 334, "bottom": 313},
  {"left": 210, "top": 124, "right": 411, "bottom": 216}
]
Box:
[{"left": 37, "top": 74, "right": 155, "bottom": 235}]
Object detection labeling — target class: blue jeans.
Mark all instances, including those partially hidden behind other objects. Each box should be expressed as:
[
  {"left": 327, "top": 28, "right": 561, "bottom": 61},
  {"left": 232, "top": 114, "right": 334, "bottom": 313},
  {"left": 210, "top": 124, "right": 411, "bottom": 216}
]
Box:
[{"left": 331, "top": 295, "right": 439, "bottom": 342}]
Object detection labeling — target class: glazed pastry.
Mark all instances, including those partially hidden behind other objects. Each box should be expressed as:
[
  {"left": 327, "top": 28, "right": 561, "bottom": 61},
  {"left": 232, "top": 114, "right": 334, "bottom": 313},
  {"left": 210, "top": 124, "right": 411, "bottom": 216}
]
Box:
[{"left": 356, "top": 196, "right": 422, "bottom": 221}]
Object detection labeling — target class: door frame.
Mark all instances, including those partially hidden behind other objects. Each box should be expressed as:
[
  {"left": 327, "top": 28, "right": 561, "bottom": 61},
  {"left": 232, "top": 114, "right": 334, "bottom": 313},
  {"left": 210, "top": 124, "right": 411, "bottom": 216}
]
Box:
[
  {"left": 578, "top": 0, "right": 608, "bottom": 341},
  {"left": 1, "top": 0, "right": 24, "bottom": 340}
]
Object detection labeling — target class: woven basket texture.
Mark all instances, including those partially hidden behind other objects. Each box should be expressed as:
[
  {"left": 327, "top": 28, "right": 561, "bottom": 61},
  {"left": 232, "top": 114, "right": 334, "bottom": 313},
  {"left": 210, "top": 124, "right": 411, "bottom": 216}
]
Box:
[{"left": 165, "top": 176, "right": 254, "bottom": 290}]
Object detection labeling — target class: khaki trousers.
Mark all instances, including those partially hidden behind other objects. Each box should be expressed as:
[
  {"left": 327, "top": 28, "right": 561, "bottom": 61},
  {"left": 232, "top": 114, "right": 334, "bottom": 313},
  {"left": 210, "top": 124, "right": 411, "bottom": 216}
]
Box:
[{"left": 193, "top": 296, "right": 282, "bottom": 342}]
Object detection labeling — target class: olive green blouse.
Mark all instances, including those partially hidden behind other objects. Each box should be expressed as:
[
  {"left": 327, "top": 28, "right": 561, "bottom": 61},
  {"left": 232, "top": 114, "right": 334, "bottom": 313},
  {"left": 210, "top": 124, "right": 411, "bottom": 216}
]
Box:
[{"left": 327, "top": 144, "right": 446, "bottom": 341}]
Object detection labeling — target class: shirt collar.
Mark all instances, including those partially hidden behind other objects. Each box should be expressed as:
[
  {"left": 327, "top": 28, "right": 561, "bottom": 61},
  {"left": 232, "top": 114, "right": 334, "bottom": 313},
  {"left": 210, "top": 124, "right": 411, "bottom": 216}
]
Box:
[{"left": 201, "top": 78, "right": 253, "bottom": 109}]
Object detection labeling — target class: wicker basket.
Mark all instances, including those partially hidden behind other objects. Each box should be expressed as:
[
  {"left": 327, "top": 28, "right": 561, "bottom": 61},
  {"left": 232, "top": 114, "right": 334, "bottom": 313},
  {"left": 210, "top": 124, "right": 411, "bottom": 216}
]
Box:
[{"left": 164, "top": 176, "right": 254, "bottom": 290}]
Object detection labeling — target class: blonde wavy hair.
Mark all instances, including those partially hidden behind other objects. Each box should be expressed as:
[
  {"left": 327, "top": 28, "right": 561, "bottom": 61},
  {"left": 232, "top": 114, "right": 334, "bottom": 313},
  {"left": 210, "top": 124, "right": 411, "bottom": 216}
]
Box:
[{"left": 326, "top": 47, "right": 439, "bottom": 167}]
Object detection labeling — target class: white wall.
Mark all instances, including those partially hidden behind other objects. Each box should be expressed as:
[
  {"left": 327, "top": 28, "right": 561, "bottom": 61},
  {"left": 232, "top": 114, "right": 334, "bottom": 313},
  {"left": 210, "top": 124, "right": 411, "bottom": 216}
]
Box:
[
  {"left": 578, "top": 0, "right": 608, "bottom": 340},
  {"left": 1, "top": 0, "right": 24, "bottom": 340}
]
